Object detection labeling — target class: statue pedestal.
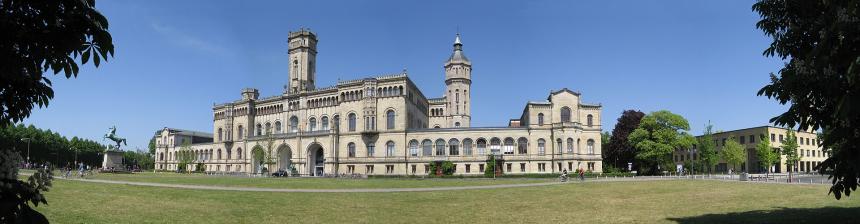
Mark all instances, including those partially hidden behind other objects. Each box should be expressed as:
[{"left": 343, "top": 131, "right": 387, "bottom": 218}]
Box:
[{"left": 102, "top": 150, "right": 125, "bottom": 171}]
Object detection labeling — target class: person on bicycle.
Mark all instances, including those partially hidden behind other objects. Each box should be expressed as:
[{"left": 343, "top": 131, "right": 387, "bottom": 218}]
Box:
[{"left": 561, "top": 169, "right": 569, "bottom": 182}]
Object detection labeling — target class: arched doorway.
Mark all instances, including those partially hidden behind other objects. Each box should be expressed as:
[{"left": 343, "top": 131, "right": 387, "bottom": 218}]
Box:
[
  {"left": 307, "top": 143, "right": 324, "bottom": 176},
  {"left": 250, "top": 145, "right": 266, "bottom": 174},
  {"left": 277, "top": 144, "right": 292, "bottom": 174}
]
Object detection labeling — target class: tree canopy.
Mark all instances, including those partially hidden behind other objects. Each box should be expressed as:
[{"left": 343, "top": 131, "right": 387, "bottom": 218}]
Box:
[
  {"left": 628, "top": 110, "right": 696, "bottom": 174},
  {"left": 720, "top": 137, "right": 746, "bottom": 174},
  {"left": 605, "top": 110, "right": 645, "bottom": 171},
  {"left": 0, "top": 0, "right": 114, "bottom": 127},
  {"left": 756, "top": 132, "right": 778, "bottom": 176},
  {"left": 698, "top": 124, "right": 719, "bottom": 175},
  {"left": 753, "top": 0, "right": 860, "bottom": 199},
  {"left": 781, "top": 129, "right": 802, "bottom": 176}
]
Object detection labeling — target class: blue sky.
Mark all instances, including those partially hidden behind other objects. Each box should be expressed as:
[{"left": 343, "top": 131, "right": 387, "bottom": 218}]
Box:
[{"left": 23, "top": 1, "right": 786, "bottom": 150}]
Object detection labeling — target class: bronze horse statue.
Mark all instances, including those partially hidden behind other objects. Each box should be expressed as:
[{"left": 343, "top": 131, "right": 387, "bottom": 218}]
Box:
[{"left": 104, "top": 126, "right": 127, "bottom": 150}]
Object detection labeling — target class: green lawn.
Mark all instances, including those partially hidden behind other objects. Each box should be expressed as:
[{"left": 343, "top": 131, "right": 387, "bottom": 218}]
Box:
[
  {"left": 35, "top": 178, "right": 860, "bottom": 223},
  {"left": 76, "top": 172, "right": 548, "bottom": 189}
]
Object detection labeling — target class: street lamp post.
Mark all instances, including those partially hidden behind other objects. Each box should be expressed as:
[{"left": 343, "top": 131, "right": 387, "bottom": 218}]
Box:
[
  {"left": 72, "top": 147, "right": 77, "bottom": 168},
  {"left": 21, "top": 138, "right": 31, "bottom": 164}
]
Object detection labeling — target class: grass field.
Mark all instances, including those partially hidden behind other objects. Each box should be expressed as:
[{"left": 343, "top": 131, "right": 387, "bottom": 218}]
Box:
[
  {"left": 33, "top": 176, "right": 860, "bottom": 223},
  {"left": 72, "top": 172, "right": 549, "bottom": 189}
]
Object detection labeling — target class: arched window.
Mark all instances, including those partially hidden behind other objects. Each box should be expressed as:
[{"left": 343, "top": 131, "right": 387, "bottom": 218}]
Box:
[
  {"left": 227, "top": 149, "right": 232, "bottom": 159},
  {"left": 435, "top": 139, "right": 446, "bottom": 156},
  {"left": 237, "top": 148, "right": 243, "bottom": 159},
  {"left": 566, "top": 138, "right": 574, "bottom": 153},
  {"left": 422, "top": 139, "right": 433, "bottom": 156},
  {"left": 476, "top": 138, "right": 487, "bottom": 155},
  {"left": 218, "top": 128, "right": 223, "bottom": 141},
  {"left": 561, "top": 107, "right": 572, "bottom": 122},
  {"left": 462, "top": 138, "right": 473, "bottom": 156},
  {"left": 265, "top": 122, "right": 272, "bottom": 135},
  {"left": 217, "top": 149, "right": 222, "bottom": 160},
  {"left": 434, "top": 125, "right": 441, "bottom": 129},
  {"left": 237, "top": 125, "right": 244, "bottom": 140},
  {"left": 587, "top": 114, "right": 594, "bottom": 127},
  {"left": 449, "top": 139, "right": 460, "bottom": 156},
  {"left": 275, "top": 121, "right": 281, "bottom": 133},
  {"left": 386, "top": 141, "right": 395, "bottom": 157},
  {"left": 289, "top": 116, "right": 299, "bottom": 133},
  {"left": 490, "top": 138, "right": 501, "bottom": 155},
  {"left": 503, "top": 138, "right": 515, "bottom": 155},
  {"left": 517, "top": 137, "right": 528, "bottom": 154},
  {"left": 587, "top": 139, "right": 595, "bottom": 154},
  {"left": 347, "top": 143, "right": 356, "bottom": 158},
  {"left": 386, "top": 110, "right": 395, "bottom": 130},
  {"left": 321, "top": 116, "right": 329, "bottom": 130},
  {"left": 309, "top": 117, "right": 317, "bottom": 131},
  {"left": 333, "top": 115, "right": 340, "bottom": 130},
  {"left": 367, "top": 142, "right": 375, "bottom": 157},
  {"left": 537, "top": 113, "right": 544, "bottom": 125},
  {"left": 556, "top": 138, "right": 563, "bottom": 153},
  {"left": 409, "top": 140, "right": 419, "bottom": 157},
  {"left": 348, "top": 113, "right": 357, "bottom": 132},
  {"left": 538, "top": 139, "right": 546, "bottom": 155},
  {"left": 256, "top": 123, "right": 262, "bottom": 136}
]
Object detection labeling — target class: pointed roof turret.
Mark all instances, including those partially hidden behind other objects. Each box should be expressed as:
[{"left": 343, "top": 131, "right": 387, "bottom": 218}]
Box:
[{"left": 447, "top": 33, "right": 470, "bottom": 65}]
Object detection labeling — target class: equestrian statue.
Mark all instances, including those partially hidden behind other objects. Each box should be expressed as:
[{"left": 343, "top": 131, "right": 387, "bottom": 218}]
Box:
[{"left": 104, "top": 126, "right": 127, "bottom": 150}]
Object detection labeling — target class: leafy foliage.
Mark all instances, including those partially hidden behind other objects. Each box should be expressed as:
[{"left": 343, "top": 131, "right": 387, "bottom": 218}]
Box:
[
  {"left": 0, "top": 0, "right": 115, "bottom": 127},
  {"left": 756, "top": 132, "right": 778, "bottom": 176},
  {"left": 720, "top": 137, "right": 746, "bottom": 174},
  {"left": 427, "top": 161, "right": 456, "bottom": 176},
  {"left": 781, "top": 129, "right": 802, "bottom": 176},
  {"left": 605, "top": 110, "right": 645, "bottom": 171},
  {"left": 484, "top": 156, "right": 497, "bottom": 178},
  {"left": 698, "top": 124, "right": 719, "bottom": 175},
  {"left": 1, "top": 124, "right": 106, "bottom": 167},
  {"left": 628, "top": 110, "right": 696, "bottom": 174},
  {"left": 753, "top": 0, "right": 860, "bottom": 199}
]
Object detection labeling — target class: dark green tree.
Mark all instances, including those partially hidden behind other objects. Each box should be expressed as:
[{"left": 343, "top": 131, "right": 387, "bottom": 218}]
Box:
[
  {"left": 753, "top": 0, "right": 860, "bottom": 199},
  {"left": 148, "top": 136, "right": 156, "bottom": 155},
  {"left": 755, "top": 132, "right": 778, "bottom": 178},
  {"left": 628, "top": 110, "right": 696, "bottom": 175},
  {"left": 605, "top": 110, "right": 645, "bottom": 171},
  {"left": 1, "top": 1, "right": 113, "bottom": 221}
]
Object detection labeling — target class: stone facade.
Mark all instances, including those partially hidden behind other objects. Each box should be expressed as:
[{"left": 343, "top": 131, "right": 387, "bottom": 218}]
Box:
[
  {"left": 154, "top": 29, "right": 604, "bottom": 176},
  {"left": 673, "top": 126, "right": 826, "bottom": 174}
]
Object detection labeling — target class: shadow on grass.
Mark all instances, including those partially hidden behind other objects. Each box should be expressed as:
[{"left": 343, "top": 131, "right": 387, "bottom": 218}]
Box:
[{"left": 667, "top": 206, "right": 860, "bottom": 224}]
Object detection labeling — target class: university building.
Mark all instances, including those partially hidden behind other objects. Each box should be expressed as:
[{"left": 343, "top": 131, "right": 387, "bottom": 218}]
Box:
[
  {"left": 154, "top": 29, "right": 604, "bottom": 176},
  {"left": 673, "top": 126, "right": 826, "bottom": 174}
]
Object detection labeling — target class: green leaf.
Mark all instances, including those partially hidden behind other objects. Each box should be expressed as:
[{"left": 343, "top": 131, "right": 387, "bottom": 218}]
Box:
[
  {"left": 94, "top": 51, "right": 101, "bottom": 67},
  {"left": 82, "top": 49, "right": 91, "bottom": 64}
]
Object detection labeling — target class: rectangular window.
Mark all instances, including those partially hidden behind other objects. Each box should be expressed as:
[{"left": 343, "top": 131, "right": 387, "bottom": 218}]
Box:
[
  {"left": 424, "top": 165, "right": 430, "bottom": 174},
  {"left": 385, "top": 165, "right": 394, "bottom": 174},
  {"left": 465, "top": 164, "right": 471, "bottom": 173},
  {"left": 771, "top": 134, "right": 776, "bottom": 142},
  {"left": 568, "top": 162, "right": 573, "bottom": 171},
  {"left": 749, "top": 135, "right": 755, "bottom": 143},
  {"left": 740, "top": 136, "right": 745, "bottom": 144},
  {"left": 520, "top": 163, "right": 526, "bottom": 172},
  {"left": 479, "top": 164, "right": 485, "bottom": 173},
  {"left": 347, "top": 165, "right": 355, "bottom": 174},
  {"left": 779, "top": 134, "right": 784, "bottom": 142},
  {"left": 506, "top": 163, "right": 512, "bottom": 173},
  {"left": 721, "top": 138, "right": 726, "bottom": 146},
  {"left": 411, "top": 165, "right": 416, "bottom": 174},
  {"left": 366, "top": 165, "right": 374, "bottom": 174},
  {"left": 587, "top": 162, "right": 595, "bottom": 171}
]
